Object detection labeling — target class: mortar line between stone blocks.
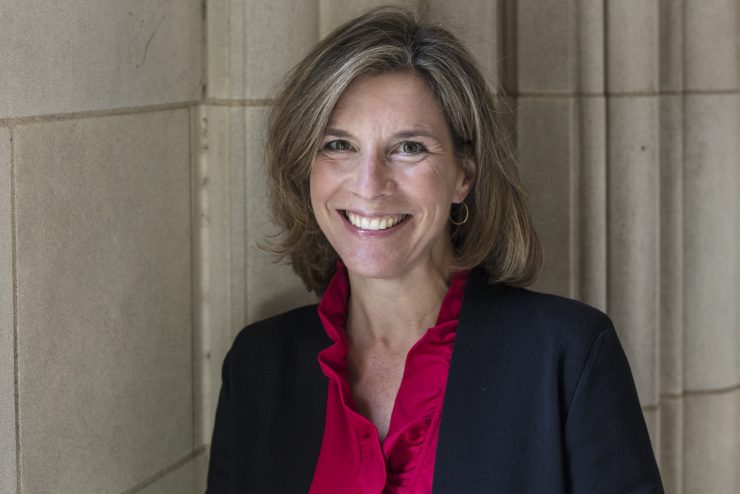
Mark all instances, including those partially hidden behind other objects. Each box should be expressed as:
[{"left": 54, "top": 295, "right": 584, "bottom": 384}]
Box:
[
  {"left": 188, "top": 107, "right": 198, "bottom": 453},
  {"left": 513, "top": 88, "right": 739, "bottom": 98},
  {"left": 10, "top": 125, "right": 21, "bottom": 494},
  {"left": 0, "top": 101, "right": 200, "bottom": 127},
  {"left": 120, "top": 445, "right": 208, "bottom": 494},
  {"left": 679, "top": 0, "right": 688, "bottom": 442},
  {"left": 660, "top": 382, "right": 740, "bottom": 400},
  {"left": 204, "top": 97, "right": 275, "bottom": 107},
  {"left": 200, "top": 0, "right": 208, "bottom": 102}
]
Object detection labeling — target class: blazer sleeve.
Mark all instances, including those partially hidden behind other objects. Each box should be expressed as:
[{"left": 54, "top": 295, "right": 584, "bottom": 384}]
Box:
[
  {"left": 206, "top": 347, "right": 235, "bottom": 493},
  {"left": 564, "top": 327, "right": 664, "bottom": 493}
]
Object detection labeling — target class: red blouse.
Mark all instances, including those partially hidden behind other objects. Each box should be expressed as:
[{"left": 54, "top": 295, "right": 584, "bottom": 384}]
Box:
[{"left": 309, "top": 263, "right": 468, "bottom": 494}]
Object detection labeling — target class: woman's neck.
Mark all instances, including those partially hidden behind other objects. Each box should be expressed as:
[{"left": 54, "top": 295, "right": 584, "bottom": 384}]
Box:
[{"left": 345, "top": 264, "right": 452, "bottom": 350}]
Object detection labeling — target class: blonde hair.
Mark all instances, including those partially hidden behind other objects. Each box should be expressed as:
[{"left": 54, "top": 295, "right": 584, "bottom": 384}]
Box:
[{"left": 266, "top": 6, "right": 542, "bottom": 293}]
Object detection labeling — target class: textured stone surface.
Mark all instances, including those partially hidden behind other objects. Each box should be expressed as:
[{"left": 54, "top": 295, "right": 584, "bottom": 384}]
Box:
[
  {"left": 683, "top": 389, "right": 740, "bottom": 493},
  {"left": 0, "top": 0, "right": 202, "bottom": 118},
  {"left": 606, "top": 0, "right": 659, "bottom": 93},
  {"left": 683, "top": 94, "right": 738, "bottom": 391},
  {"left": 575, "top": 0, "right": 605, "bottom": 94},
  {"left": 244, "top": 107, "right": 317, "bottom": 325},
  {"left": 13, "top": 110, "right": 193, "bottom": 493},
  {"left": 516, "top": 0, "right": 577, "bottom": 93},
  {"left": 191, "top": 105, "right": 242, "bottom": 446},
  {"left": 319, "top": 0, "right": 419, "bottom": 39},
  {"left": 606, "top": 96, "right": 660, "bottom": 407},
  {"left": 576, "top": 96, "right": 607, "bottom": 310},
  {"left": 659, "top": 398, "right": 683, "bottom": 494},
  {"left": 0, "top": 127, "right": 16, "bottom": 494},
  {"left": 659, "top": 95, "right": 685, "bottom": 395},
  {"left": 138, "top": 452, "right": 208, "bottom": 494},
  {"left": 428, "top": 0, "right": 502, "bottom": 90},
  {"left": 659, "top": 0, "right": 684, "bottom": 91},
  {"left": 516, "top": 97, "right": 575, "bottom": 299},
  {"left": 207, "top": 0, "right": 318, "bottom": 100},
  {"left": 684, "top": 0, "right": 738, "bottom": 91}
]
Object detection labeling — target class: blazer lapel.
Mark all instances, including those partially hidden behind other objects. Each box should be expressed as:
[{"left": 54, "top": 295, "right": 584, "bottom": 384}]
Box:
[{"left": 432, "top": 267, "right": 520, "bottom": 493}]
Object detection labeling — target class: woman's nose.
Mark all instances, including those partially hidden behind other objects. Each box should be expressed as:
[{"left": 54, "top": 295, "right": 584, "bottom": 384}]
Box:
[{"left": 351, "top": 150, "right": 394, "bottom": 200}]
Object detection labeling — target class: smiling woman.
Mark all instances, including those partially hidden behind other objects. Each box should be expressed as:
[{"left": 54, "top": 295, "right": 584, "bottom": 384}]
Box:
[
  {"left": 310, "top": 71, "right": 473, "bottom": 283},
  {"left": 206, "top": 6, "right": 664, "bottom": 494}
]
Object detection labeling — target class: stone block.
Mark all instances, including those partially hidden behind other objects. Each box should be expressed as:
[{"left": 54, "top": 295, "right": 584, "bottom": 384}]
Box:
[
  {"left": 685, "top": 0, "right": 738, "bottom": 91},
  {"left": 428, "top": 0, "right": 502, "bottom": 91},
  {"left": 683, "top": 94, "right": 738, "bottom": 391},
  {"left": 191, "top": 105, "right": 243, "bottom": 447},
  {"left": 575, "top": 0, "right": 605, "bottom": 94},
  {"left": 575, "top": 96, "right": 607, "bottom": 310},
  {"left": 207, "top": 0, "right": 319, "bottom": 100},
  {"left": 658, "top": 397, "right": 683, "bottom": 494},
  {"left": 658, "top": 0, "right": 684, "bottom": 91},
  {"left": 658, "top": 95, "right": 684, "bottom": 395},
  {"left": 683, "top": 389, "right": 740, "bottom": 493},
  {"left": 516, "top": 97, "right": 575, "bottom": 299},
  {"left": 319, "top": 0, "right": 420, "bottom": 39},
  {"left": 243, "top": 107, "right": 317, "bottom": 325},
  {"left": 606, "top": 96, "right": 660, "bottom": 407},
  {"left": 138, "top": 451, "right": 208, "bottom": 494},
  {"left": 13, "top": 109, "right": 193, "bottom": 493},
  {"left": 0, "top": 127, "right": 16, "bottom": 494},
  {"left": 606, "top": 0, "right": 659, "bottom": 93},
  {"left": 0, "top": 1, "right": 202, "bottom": 118},
  {"left": 516, "top": 0, "right": 577, "bottom": 93}
]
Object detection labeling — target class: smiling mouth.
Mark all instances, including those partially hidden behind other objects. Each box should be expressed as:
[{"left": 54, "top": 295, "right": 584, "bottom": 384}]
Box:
[{"left": 343, "top": 211, "right": 408, "bottom": 231}]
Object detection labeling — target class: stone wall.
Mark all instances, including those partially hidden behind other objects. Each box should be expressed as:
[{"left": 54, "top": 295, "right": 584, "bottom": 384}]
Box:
[
  {"left": 0, "top": 1, "right": 205, "bottom": 492},
  {"left": 1, "top": 1, "right": 738, "bottom": 493}
]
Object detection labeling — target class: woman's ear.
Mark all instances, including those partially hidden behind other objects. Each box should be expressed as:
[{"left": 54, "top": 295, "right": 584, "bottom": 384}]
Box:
[{"left": 454, "top": 158, "right": 476, "bottom": 203}]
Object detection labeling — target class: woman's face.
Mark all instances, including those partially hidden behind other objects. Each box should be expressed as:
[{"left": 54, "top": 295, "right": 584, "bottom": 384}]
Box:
[{"left": 310, "top": 70, "right": 473, "bottom": 282}]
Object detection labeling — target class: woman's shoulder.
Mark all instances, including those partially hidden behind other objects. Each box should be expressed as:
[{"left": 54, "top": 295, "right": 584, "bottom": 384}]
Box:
[
  {"left": 226, "top": 303, "right": 329, "bottom": 371},
  {"left": 463, "top": 268, "right": 615, "bottom": 358}
]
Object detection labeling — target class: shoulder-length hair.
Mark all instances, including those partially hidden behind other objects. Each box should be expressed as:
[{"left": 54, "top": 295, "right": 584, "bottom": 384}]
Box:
[{"left": 266, "top": 6, "right": 542, "bottom": 293}]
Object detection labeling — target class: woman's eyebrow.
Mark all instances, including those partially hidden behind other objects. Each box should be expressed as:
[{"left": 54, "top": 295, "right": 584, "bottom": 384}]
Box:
[
  {"left": 323, "top": 127, "right": 353, "bottom": 137},
  {"left": 393, "top": 129, "right": 437, "bottom": 140},
  {"left": 323, "top": 127, "right": 441, "bottom": 142}
]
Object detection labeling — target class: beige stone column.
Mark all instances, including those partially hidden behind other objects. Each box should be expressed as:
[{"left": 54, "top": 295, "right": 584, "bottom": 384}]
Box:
[{"left": 200, "top": 1, "right": 740, "bottom": 493}]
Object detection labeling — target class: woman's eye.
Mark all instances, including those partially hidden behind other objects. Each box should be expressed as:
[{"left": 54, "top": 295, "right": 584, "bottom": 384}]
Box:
[
  {"left": 325, "top": 139, "right": 352, "bottom": 151},
  {"left": 398, "top": 141, "right": 424, "bottom": 154}
]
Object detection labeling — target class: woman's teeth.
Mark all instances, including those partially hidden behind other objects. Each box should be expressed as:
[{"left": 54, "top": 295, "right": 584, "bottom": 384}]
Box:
[{"left": 345, "top": 211, "right": 406, "bottom": 231}]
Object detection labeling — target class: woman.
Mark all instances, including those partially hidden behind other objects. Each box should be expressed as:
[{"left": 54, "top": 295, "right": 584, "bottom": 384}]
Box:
[{"left": 207, "top": 7, "right": 664, "bottom": 493}]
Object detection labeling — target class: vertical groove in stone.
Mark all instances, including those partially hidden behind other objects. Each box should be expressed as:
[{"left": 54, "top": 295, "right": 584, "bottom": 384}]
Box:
[
  {"left": 683, "top": 93, "right": 738, "bottom": 391},
  {"left": 684, "top": 0, "right": 738, "bottom": 91},
  {"left": 0, "top": 126, "right": 17, "bottom": 494},
  {"left": 228, "top": 107, "right": 247, "bottom": 336},
  {"left": 191, "top": 105, "right": 235, "bottom": 447},
  {"left": 576, "top": 97, "right": 607, "bottom": 310},
  {"left": 606, "top": 96, "right": 660, "bottom": 408},
  {"left": 500, "top": 0, "right": 518, "bottom": 95},
  {"left": 659, "top": 94, "right": 685, "bottom": 397},
  {"left": 658, "top": 0, "right": 685, "bottom": 400},
  {"left": 606, "top": 0, "right": 659, "bottom": 93},
  {"left": 658, "top": 0, "right": 684, "bottom": 92},
  {"left": 575, "top": 0, "right": 605, "bottom": 94},
  {"left": 575, "top": 1, "right": 606, "bottom": 309},
  {"left": 605, "top": 0, "right": 661, "bottom": 411},
  {"left": 659, "top": 398, "right": 684, "bottom": 494}
]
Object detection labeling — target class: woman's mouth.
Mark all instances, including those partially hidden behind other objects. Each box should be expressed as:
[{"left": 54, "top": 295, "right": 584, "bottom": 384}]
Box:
[{"left": 343, "top": 211, "right": 408, "bottom": 231}]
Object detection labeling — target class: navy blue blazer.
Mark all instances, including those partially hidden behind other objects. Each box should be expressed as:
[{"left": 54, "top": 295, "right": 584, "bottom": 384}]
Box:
[{"left": 207, "top": 267, "right": 664, "bottom": 493}]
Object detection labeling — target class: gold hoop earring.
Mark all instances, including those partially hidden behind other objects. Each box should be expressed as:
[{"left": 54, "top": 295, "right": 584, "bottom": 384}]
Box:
[{"left": 449, "top": 202, "right": 469, "bottom": 226}]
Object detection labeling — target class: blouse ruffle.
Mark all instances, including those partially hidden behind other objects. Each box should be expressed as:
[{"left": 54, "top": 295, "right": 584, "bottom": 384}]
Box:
[{"left": 310, "top": 263, "right": 468, "bottom": 494}]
